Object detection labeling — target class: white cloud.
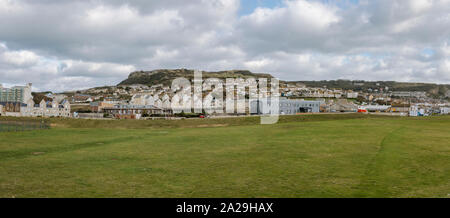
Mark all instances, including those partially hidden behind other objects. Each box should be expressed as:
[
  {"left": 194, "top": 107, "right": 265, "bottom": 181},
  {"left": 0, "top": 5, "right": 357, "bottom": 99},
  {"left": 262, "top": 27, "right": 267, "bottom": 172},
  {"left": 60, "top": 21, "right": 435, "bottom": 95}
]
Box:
[
  {"left": 59, "top": 60, "right": 135, "bottom": 78},
  {"left": 0, "top": 43, "right": 135, "bottom": 91},
  {"left": 0, "top": 49, "right": 40, "bottom": 67},
  {"left": 409, "top": 0, "right": 433, "bottom": 13},
  {"left": 0, "top": 0, "right": 449, "bottom": 92}
]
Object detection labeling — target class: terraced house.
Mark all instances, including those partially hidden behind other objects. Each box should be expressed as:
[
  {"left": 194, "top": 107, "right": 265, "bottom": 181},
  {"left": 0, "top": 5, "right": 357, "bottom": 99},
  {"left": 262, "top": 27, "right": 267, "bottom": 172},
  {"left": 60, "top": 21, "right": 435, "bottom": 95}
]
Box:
[
  {"left": 21, "top": 99, "right": 71, "bottom": 117},
  {"left": 0, "top": 83, "right": 71, "bottom": 117},
  {"left": 1, "top": 99, "right": 71, "bottom": 118}
]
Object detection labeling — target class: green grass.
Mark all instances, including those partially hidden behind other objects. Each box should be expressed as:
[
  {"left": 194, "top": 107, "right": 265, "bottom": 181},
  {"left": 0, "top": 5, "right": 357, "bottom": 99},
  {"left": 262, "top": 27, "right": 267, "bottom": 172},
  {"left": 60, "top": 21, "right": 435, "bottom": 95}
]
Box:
[{"left": 0, "top": 115, "right": 449, "bottom": 197}]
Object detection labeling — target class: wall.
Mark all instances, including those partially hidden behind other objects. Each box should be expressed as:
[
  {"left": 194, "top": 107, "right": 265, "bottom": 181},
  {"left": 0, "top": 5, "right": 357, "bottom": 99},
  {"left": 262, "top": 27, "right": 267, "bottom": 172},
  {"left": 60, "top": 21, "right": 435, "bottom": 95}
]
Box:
[{"left": 77, "top": 113, "right": 105, "bottom": 119}]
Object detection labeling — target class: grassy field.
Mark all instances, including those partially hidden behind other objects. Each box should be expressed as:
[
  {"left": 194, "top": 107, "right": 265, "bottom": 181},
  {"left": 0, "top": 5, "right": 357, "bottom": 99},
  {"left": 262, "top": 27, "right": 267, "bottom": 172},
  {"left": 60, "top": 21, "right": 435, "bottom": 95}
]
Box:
[{"left": 0, "top": 114, "right": 449, "bottom": 198}]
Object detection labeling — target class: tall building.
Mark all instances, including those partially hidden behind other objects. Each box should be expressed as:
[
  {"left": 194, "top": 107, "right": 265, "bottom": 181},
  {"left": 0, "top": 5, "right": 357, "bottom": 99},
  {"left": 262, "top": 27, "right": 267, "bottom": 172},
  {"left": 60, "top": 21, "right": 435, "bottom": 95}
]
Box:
[{"left": 0, "top": 83, "right": 33, "bottom": 103}]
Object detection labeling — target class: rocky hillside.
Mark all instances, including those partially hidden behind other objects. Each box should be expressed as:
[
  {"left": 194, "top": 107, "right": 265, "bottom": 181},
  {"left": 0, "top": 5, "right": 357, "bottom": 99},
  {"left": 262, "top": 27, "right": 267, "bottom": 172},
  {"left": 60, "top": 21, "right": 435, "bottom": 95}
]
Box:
[
  {"left": 116, "top": 69, "right": 449, "bottom": 99},
  {"left": 118, "top": 69, "right": 273, "bottom": 86}
]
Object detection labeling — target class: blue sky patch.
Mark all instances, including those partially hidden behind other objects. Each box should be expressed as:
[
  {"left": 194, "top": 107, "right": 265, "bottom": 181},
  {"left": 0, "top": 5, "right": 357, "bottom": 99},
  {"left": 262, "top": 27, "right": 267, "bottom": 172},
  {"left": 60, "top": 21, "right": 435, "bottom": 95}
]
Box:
[{"left": 239, "top": 0, "right": 284, "bottom": 16}]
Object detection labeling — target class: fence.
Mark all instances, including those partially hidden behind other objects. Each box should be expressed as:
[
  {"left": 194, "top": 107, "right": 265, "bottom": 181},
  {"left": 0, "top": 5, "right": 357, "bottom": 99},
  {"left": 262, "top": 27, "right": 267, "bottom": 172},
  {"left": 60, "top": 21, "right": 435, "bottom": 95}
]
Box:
[{"left": 0, "top": 120, "right": 51, "bottom": 132}]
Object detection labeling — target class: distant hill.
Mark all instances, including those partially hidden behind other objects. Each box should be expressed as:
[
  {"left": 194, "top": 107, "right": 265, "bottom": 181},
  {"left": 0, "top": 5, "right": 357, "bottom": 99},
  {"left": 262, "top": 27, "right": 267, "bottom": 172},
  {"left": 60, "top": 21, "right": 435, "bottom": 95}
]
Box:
[
  {"left": 289, "top": 80, "right": 450, "bottom": 98},
  {"left": 116, "top": 69, "right": 449, "bottom": 99},
  {"left": 118, "top": 69, "right": 273, "bottom": 86}
]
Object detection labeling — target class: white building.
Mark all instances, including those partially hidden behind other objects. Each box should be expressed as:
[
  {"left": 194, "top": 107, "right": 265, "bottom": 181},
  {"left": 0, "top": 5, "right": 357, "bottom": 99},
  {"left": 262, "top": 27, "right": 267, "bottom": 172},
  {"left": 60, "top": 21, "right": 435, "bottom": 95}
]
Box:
[
  {"left": 347, "top": 92, "right": 359, "bottom": 99},
  {"left": 440, "top": 107, "right": 450, "bottom": 115},
  {"left": 409, "top": 105, "right": 423, "bottom": 117},
  {"left": 363, "top": 105, "right": 391, "bottom": 112},
  {"left": 20, "top": 99, "right": 71, "bottom": 117}
]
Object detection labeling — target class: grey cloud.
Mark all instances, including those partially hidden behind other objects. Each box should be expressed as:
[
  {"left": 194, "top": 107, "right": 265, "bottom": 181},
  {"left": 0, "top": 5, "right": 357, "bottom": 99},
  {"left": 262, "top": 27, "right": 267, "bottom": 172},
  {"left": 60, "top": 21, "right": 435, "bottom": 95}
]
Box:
[
  {"left": 0, "top": 0, "right": 449, "bottom": 92},
  {"left": 0, "top": 43, "right": 134, "bottom": 91}
]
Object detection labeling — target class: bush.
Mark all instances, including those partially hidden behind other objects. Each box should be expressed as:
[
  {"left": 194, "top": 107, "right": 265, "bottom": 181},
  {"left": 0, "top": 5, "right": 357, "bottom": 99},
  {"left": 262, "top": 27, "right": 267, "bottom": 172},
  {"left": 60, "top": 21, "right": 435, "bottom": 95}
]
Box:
[
  {"left": 174, "top": 112, "right": 202, "bottom": 118},
  {"left": 150, "top": 114, "right": 166, "bottom": 117}
]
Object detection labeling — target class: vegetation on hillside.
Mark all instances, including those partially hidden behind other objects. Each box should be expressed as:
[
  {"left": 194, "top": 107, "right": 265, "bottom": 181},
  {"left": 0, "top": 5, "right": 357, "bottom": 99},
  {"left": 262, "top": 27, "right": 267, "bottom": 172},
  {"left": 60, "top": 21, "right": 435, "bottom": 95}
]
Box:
[
  {"left": 290, "top": 80, "right": 450, "bottom": 98},
  {"left": 31, "top": 92, "right": 52, "bottom": 104}
]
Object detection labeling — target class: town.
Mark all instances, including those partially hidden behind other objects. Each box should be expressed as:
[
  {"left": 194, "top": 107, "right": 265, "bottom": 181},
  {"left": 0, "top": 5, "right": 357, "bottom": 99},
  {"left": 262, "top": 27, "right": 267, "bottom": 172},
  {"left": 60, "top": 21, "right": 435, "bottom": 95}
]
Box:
[{"left": 1, "top": 70, "right": 449, "bottom": 119}]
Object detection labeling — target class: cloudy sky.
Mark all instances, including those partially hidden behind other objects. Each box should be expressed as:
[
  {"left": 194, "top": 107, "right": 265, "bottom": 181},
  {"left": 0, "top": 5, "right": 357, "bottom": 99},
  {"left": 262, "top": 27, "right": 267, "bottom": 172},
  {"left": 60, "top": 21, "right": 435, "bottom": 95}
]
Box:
[{"left": 0, "top": 0, "right": 449, "bottom": 92}]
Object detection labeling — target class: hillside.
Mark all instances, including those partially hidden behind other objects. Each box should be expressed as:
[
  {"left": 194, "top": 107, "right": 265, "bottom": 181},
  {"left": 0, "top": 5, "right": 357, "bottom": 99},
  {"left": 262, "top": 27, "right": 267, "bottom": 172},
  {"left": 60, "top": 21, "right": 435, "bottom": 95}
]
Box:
[
  {"left": 114, "top": 69, "right": 450, "bottom": 99},
  {"left": 118, "top": 69, "right": 273, "bottom": 86},
  {"left": 289, "top": 80, "right": 450, "bottom": 98}
]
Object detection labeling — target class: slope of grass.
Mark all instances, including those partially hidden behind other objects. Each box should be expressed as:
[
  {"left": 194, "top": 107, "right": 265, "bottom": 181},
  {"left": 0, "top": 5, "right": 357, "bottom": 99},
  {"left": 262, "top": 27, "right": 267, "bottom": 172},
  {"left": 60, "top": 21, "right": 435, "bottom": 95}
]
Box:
[
  {"left": 0, "top": 115, "right": 448, "bottom": 197},
  {"left": 1, "top": 113, "right": 382, "bottom": 129}
]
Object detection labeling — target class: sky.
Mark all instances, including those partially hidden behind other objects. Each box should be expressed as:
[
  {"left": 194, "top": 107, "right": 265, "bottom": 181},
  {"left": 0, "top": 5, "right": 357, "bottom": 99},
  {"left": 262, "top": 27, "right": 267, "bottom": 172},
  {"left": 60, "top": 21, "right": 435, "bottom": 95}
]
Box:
[{"left": 0, "top": 0, "right": 449, "bottom": 92}]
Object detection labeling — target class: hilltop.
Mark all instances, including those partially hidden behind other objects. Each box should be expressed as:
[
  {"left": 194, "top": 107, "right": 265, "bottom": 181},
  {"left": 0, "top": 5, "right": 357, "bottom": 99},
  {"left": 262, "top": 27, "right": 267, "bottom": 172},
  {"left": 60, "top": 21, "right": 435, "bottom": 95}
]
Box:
[{"left": 118, "top": 69, "right": 273, "bottom": 86}]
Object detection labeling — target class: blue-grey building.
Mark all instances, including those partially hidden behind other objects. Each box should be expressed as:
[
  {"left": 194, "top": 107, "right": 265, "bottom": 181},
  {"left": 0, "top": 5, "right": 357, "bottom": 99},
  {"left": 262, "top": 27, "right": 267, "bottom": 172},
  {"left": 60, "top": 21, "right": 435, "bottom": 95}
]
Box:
[{"left": 250, "top": 98, "right": 321, "bottom": 115}]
